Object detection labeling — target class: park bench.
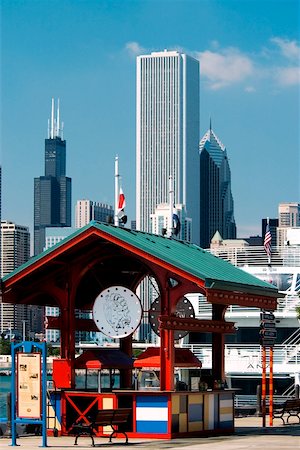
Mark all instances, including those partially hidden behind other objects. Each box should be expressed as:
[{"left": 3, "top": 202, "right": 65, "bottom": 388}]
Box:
[
  {"left": 273, "top": 399, "right": 300, "bottom": 425},
  {"left": 72, "top": 408, "right": 131, "bottom": 446}
]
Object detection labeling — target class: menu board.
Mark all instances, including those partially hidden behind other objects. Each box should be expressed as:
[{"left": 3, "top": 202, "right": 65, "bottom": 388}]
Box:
[{"left": 17, "top": 353, "right": 41, "bottom": 419}]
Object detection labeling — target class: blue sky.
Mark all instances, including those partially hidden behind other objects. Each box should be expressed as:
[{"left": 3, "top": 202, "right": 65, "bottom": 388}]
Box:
[{"left": 1, "top": 0, "right": 299, "bottom": 241}]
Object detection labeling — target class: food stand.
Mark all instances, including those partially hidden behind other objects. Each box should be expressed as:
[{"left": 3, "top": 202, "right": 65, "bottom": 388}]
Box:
[{"left": 1, "top": 222, "right": 279, "bottom": 440}]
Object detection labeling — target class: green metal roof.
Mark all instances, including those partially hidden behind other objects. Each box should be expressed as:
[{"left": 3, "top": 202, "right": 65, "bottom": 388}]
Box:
[{"left": 2, "top": 221, "right": 278, "bottom": 298}]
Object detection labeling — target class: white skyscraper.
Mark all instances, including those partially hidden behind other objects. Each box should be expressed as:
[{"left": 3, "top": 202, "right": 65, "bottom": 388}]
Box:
[
  {"left": 136, "top": 50, "right": 200, "bottom": 244},
  {"left": 75, "top": 200, "right": 114, "bottom": 228}
]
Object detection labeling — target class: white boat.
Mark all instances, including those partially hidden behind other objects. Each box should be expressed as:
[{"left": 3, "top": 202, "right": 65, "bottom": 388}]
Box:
[{"left": 184, "top": 244, "right": 300, "bottom": 413}]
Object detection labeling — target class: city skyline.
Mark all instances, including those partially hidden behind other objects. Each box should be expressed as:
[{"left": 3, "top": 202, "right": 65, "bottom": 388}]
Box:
[{"left": 1, "top": 0, "right": 299, "bottom": 241}]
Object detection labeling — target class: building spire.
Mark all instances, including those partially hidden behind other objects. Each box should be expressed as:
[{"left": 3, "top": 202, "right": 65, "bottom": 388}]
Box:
[
  {"left": 209, "top": 116, "right": 212, "bottom": 132},
  {"left": 56, "top": 98, "right": 60, "bottom": 137},
  {"left": 51, "top": 98, "right": 55, "bottom": 139},
  {"left": 49, "top": 98, "right": 63, "bottom": 139}
]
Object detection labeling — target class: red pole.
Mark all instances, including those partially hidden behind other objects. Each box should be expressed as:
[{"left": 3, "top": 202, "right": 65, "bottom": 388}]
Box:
[
  {"left": 262, "top": 346, "right": 266, "bottom": 427},
  {"left": 269, "top": 346, "right": 273, "bottom": 426}
]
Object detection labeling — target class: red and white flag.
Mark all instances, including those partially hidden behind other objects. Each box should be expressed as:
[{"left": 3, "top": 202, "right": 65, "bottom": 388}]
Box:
[{"left": 118, "top": 187, "right": 126, "bottom": 211}]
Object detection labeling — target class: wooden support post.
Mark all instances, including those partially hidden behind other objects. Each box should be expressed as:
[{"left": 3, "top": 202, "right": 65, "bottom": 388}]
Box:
[
  {"left": 120, "top": 335, "right": 133, "bottom": 388},
  {"left": 160, "top": 328, "right": 174, "bottom": 391},
  {"left": 269, "top": 346, "right": 273, "bottom": 426},
  {"left": 212, "top": 304, "right": 226, "bottom": 382},
  {"left": 261, "top": 346, "right": 266, "bottom": 427}
]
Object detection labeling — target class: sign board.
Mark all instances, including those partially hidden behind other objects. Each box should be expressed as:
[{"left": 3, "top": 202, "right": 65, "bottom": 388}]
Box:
[
  {"left": 260, "top": 312, "right": 275, "bottom": 321},
  {"left": 17, "top": 352, "right": 41, "bottom": 419},
  {"left": 260, "top": 329, "right": 277, "bottom": 339},
  {"left": 260, "top": 338, "right": 276, "bottom": 347},
  {"left": 261, "top": 321, "right": 276, "bottom": 329}
]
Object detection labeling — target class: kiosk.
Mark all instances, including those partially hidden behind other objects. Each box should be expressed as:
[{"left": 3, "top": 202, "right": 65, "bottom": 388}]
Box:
[{"left": 1, "top": 222, "right": 279, "bottom": 439}]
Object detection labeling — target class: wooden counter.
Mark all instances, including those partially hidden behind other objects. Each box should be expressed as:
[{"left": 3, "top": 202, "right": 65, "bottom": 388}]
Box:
[{"left": 59, "top": 389, "right": 235, "bottom": 439}]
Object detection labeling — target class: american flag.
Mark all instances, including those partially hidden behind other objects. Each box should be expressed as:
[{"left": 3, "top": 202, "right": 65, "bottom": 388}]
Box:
[{"left": 264, "top": 223, "right": 272, "bottom": 257}]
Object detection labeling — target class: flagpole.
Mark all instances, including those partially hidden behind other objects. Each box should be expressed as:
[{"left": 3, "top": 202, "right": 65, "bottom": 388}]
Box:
[
  {"left": 267, "top": 217, "right": 271, "bottom": 266},
  {"left": 264, "top": 217, "right": 272, "bottom": 266},
  {"left": 114, "top": 155, "right": 119, "bottom": 226}
]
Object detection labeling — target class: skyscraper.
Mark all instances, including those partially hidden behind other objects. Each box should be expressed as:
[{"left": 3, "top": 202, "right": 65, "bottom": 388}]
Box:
[
  {"left": 136, "top": 50, "right": 200, "bottom": 244},
  {"left": 1, "top": 220, "right": 30, "bottom": 336},
  {"left": 199, "top": 122, "right": 236, "bottom": 249},
  {"left": 34, "top": 99, "right": 72, "bottom": 255},
  {"left": 277, "top": 202, "right": 300, "bottom": 247},
  {"left": 278, "top": 203, "right": 300, "bottom": 227},
  {"left": 75, "top": 200, "right": 114, "bottom": 228}
]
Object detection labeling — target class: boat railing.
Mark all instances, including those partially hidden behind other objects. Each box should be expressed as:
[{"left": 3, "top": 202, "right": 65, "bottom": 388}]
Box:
[
  {"left": 195, "top": 294, "right": 300, "bottom": 317},
  {"left": 181, "top": 343, "right": 300, "bottom": 369},
  {"left": 209, "top": 245, "right": 300, "bottom": 267},
  {"left": 234, "top": 394, "right": 292, "bottom": 410}
]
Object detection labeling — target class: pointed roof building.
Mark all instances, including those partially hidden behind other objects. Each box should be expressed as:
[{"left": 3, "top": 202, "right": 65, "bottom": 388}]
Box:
[{"left": 199, "top": 122, "right": 236, "bottom": 249}]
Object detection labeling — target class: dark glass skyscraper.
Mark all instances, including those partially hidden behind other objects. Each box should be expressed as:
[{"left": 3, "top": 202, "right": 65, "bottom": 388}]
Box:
[
  {"left": 199, "top": 122, "right": 236, "bottom": 248},
  {"left": 34, "top": 99, "right": 71, "bottom": 255}
]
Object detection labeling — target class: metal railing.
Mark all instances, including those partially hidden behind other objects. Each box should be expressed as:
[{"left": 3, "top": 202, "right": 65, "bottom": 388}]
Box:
[
  {"left": 195, "top": 293, "right": 300, "bottom": 318},
  {"left": 209, "top": 245, "right": 300, "bottom": 267},
  {"left": 182, "top": 343, "right": 300, "bottom": 370}
]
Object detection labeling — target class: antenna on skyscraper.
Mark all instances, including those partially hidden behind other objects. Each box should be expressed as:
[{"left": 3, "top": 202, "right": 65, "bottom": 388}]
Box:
[
  {"left": 47, "top": 119, "right": 50, "bottom": 139},
  {"left": 61, "top": 122, "right": 64, "bottom": 140},
  {"left": 51, "top": 98, "right": 55, "bottom": 139},
  {"left": 209, "top": 116, "right": 212, "bottom": 132},
  {"left": 56, "top": 98, "right": 60, "bottom": 137}
]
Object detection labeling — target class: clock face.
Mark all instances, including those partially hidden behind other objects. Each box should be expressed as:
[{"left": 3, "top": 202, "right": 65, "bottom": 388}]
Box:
[
  {"left": 92, "top": 286, "right": 142, "bottom": 338},
  {"left": 149, "top": 296, "right": 195, "bottom": 339}
]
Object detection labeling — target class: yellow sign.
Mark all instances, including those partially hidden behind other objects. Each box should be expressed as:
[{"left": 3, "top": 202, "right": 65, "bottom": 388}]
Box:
[{"left": 17, "top": 353, "right": 41, "bottom": 418}]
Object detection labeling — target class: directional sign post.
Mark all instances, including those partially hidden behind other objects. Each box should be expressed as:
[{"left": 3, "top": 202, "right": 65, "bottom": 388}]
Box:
[{"left": 259, "top": 310, "right": 276, "bottom": 427}]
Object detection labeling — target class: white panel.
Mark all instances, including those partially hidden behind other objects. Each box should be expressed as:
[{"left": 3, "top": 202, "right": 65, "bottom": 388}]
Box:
[{"left": 136, "top": 406, "right": 168, "bottom": 422}]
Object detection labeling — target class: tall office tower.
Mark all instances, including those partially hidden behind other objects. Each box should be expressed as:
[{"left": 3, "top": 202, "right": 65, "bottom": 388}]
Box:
[
  {"left": 0, "top": 221, "right": 30, "bottom": 336},
  {"left": 278, "top": 203, "right": 300, "bottom": 227},
  {"left": 75, "top": 200, "right": 114, "bottom": 228},
  {"left": 136, "top": 50, "right": 199, "bottom": 341},
  {"left": 199, "top": 121, "right": 236, "bottom": 249},
  {"left": 34, "top": 99, "right": 72, "bottom": 255},
  {"left": 277, "top": 202, "right": 300, "bottom": 246},
  {"left": 136, "top": 50, "right": 200, "bottom": 244}
]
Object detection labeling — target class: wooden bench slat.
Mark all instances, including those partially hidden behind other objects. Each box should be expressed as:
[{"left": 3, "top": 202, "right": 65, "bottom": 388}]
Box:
[
  {"left": 273, "top": 399, "right": 300, "bottom": 425},
  {"left": 72, "top": 408, "right": 131, "bottom": 447}
]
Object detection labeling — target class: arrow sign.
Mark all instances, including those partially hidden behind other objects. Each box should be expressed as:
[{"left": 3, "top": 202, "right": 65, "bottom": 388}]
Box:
[
  {"left": 260, "top": 312, "right": 275, "bottom": 321},
  {"left": 260, "top": 329, "right": 277, "bottom": 338},
  {"left": 260, "top": 339, "right": 275, "bottom": 347},
  {"left": 261, "top": 322, "right": 276, "bottom": 329}
]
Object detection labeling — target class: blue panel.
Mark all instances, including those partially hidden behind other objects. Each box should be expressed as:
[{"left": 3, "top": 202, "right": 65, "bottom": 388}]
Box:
[
  {"left": 49, "top": 392, "right": 61, "bottom": 423},
  {"left": 188, "top": 403, "right": 203, "bottom": 422},
  {"left": 136, "top": 420, "right": 168, "bottom": 434},
  {"left": 219, "top": 420, "right": 233, "bottom": 429},
  {"left": 136, "top": 395, "right": 168, "bottom": 408}
]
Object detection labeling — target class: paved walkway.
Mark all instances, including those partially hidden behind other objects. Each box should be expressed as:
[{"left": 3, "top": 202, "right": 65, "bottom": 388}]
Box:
[{"left": 0, "top": 417, "right": 299, "bottom": 449}]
